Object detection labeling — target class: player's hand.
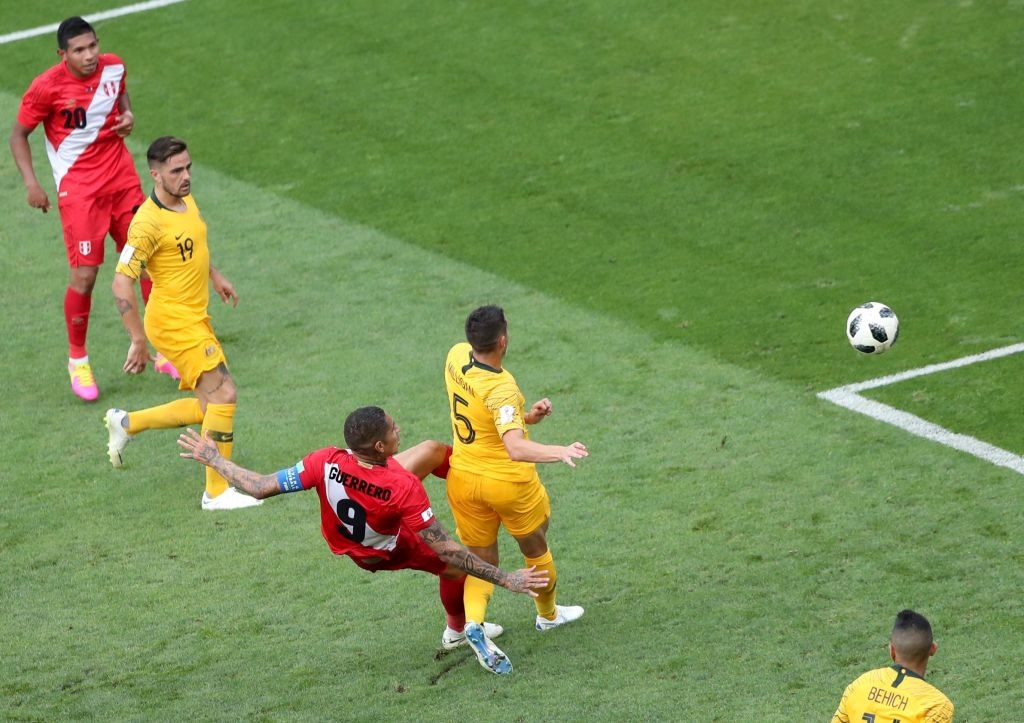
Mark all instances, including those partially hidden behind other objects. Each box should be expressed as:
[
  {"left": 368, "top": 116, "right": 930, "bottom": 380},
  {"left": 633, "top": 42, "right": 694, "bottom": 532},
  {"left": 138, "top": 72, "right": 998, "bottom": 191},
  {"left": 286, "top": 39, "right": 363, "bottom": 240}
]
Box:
[
  {"left": 527, "top": 398, "right": 553, "bottom": 424},
  {"left": 26, "top": 184, "right": 50, "bottom": 213},
  {"left": 503, "top": 565, "right": 550, "bottom": 597},
  {"left": 123, "top": 339, "right": 154, "bottom": 374},
  {"left": 111, "top": 110, "right": 134, "bottom": 137},
  {"left": 177, "top": 427, "right": 219, "bottom": 465},
  {"left": 559, "top": 442, "right": 588, "bottom": 468},
  {"left": 211, "top": 271, "right": 239, "bottom": 307}
]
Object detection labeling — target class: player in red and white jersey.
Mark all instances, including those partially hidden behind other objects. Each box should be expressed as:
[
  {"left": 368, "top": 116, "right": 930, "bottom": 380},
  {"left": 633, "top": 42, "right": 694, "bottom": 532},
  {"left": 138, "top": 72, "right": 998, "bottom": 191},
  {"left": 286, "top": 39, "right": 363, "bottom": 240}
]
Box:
[
  {"left": 177, "top": 405, "right": 549, "bottom": 675},
  {"left": 8, "top": 16, "right": 176, "bottom": 402},
  {"left": 299, "top": 444, "right": 446, "bottom": 565}
]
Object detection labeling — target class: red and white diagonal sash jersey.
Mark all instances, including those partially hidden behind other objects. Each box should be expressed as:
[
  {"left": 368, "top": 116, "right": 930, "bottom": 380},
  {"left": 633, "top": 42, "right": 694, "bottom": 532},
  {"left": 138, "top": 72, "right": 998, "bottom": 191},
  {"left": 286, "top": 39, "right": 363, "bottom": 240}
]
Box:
[
  {"left": 16, "top": 53, "right": 140, "bottom": 200},
  {"left": 293, "top": 448, "right": 436, "bottom": 563}
]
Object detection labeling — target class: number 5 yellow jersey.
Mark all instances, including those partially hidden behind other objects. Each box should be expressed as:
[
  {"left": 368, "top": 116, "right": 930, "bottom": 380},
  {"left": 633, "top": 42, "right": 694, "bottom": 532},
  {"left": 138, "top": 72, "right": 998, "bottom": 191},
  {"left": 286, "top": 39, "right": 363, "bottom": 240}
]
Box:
[{"left": 444, "top": 342, "right": 535, "bottom": 482}]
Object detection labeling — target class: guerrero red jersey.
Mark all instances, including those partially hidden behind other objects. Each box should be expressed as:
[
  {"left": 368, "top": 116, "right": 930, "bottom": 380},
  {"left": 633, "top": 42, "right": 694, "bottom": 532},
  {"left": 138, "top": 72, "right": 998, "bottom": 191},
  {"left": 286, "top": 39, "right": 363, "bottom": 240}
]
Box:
[
  {"left": 16, "top": 53, "right": 140, "bottom": 198},
  {"left": 288, "top": 448, "right": 437, "bottom": 563}
]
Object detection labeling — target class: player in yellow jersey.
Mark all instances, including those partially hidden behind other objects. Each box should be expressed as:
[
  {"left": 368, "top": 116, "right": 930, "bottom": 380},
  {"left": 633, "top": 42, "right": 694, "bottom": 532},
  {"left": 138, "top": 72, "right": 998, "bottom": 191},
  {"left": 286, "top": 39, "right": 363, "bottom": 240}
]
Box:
[
  {"left": 832, "top": 609, "right": 954, "bottom": 723},
  {"left": 103, "top": 136, "right": 261, "bottom": 511},
  {"left": 443, "top": 304, "right": 588, "bottom": 674}
]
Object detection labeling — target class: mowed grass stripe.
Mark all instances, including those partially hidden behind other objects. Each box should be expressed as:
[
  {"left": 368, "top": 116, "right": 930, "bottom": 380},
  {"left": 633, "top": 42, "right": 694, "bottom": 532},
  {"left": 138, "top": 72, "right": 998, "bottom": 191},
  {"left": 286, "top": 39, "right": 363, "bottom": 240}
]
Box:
[{"left": 1, "top": 91, "right": 1021, "bottom": 720}]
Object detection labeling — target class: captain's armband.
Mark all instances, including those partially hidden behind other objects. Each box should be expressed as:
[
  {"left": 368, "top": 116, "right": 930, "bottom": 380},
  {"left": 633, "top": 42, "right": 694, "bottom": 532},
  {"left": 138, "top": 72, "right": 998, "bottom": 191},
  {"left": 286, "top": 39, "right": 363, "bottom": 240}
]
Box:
[{"left": 276, "top": 464, "right": 304, "bottom": 493}]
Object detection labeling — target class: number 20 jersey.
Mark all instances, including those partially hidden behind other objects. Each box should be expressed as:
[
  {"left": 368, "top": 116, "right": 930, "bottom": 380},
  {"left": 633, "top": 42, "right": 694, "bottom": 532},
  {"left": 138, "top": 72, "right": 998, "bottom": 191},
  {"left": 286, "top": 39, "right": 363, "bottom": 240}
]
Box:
[{"left": 16, "top": 54, "right": 139, "bottom": 197}]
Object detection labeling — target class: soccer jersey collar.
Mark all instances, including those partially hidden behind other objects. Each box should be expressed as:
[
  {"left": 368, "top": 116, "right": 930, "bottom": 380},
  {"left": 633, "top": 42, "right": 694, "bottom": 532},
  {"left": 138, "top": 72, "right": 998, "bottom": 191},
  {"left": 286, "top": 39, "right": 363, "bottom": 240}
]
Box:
[
  {"left": 889, "top": 664, "right": 926, "bottom": 682},
  {"left": 151, "top": 190, "right": 186, "bottom": 212},
  {"left": 468, "top": 352, "right": 501, "bottom": 374},
  {"left": 62, "top": 56, "right": 101, "bottom": 84}
]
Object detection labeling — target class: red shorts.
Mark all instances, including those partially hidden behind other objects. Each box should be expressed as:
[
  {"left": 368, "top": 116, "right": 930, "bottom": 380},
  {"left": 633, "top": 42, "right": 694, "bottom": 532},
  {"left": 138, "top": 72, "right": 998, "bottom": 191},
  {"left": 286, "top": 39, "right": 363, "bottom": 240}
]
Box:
[
  {"left": 350, "top": 525, "right": 447, "bottom": 576},
  {"left": 58, "top": 185, "right": 144, "bottom": 267}
]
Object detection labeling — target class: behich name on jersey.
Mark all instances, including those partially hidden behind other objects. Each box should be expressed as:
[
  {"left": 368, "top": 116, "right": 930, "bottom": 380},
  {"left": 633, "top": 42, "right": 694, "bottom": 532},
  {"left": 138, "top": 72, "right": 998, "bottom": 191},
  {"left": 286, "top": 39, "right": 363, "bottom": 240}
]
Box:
[
  {"left": 326, "top": 465, "right": 392, "bottom": 501},
  {"left": 866, "top": 687, "right": 909, "bottom": 712}
]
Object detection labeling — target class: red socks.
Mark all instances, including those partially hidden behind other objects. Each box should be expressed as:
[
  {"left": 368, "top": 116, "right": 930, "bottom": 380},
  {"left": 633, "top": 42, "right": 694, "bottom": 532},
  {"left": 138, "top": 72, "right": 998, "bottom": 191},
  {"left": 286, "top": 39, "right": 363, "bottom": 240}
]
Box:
[
  {"left": 439, "top": 575, "right": 467, "bottom": 630},
  {"left": 432, "top": 445, "right": 453, "bottom": 479},
  {"left": 64, "top": 287, "right": 91, "bottom": 358}
]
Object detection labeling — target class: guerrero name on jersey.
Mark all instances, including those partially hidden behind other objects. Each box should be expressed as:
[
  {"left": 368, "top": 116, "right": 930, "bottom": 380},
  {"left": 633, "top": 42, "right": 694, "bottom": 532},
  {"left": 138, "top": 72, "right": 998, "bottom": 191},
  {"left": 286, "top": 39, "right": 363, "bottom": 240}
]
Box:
[{"left": 285, "top": 448, "right": 437, "bottom": 563}]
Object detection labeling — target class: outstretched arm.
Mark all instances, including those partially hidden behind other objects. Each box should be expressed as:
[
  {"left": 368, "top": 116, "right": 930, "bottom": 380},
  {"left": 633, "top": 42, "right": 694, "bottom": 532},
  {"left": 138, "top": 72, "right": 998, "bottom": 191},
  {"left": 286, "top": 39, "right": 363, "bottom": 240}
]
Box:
[
  {"left": 502, "top": 428, "right": 588, "bottom": 467},
  {"left": 177, "top": 427, "right": 282, "bottom": 499},
  {"left": 418, "top": 520, "right": 548, "bottom": 596}
]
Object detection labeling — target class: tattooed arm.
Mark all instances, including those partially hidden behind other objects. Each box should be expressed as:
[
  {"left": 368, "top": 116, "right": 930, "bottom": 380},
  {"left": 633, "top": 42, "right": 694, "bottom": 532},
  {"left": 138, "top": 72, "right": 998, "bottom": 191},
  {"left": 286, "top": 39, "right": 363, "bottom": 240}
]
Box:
[
  {"left": 418, "top": 520, "right": 548, "bottom": 596},
  {"left": 177, "top": 427, "right": 282, "bottom": 499},
  {"left": 112, "top": 272, "right": 152, "bottom": 374}
]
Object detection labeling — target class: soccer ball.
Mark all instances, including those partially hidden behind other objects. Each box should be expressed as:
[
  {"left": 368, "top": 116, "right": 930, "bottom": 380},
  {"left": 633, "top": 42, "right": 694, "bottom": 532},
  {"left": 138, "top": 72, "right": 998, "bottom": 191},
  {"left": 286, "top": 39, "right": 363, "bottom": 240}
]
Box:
[{"left": 846, "top": 302, "right": 899, "bottom": 354}]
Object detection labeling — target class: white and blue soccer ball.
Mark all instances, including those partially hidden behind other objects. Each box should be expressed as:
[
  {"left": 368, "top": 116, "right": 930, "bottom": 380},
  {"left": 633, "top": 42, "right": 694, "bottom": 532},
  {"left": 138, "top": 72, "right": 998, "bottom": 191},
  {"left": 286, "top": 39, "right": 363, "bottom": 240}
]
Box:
[{"left": 846, "top": 302, "right": 899, "bottom": 354}]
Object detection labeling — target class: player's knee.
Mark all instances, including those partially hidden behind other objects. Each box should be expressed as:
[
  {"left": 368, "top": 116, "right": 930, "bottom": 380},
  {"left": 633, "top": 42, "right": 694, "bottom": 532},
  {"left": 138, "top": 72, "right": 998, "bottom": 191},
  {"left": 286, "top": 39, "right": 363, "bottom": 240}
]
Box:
[
  {"left": 198, "top": 368, "right": 237, "bottom": 404},
  {"left": 69, "top": 265, "right": 100, "bottom": 293},
  {"left": 218, "top": 384, "right": 238, "bottom": 405}
]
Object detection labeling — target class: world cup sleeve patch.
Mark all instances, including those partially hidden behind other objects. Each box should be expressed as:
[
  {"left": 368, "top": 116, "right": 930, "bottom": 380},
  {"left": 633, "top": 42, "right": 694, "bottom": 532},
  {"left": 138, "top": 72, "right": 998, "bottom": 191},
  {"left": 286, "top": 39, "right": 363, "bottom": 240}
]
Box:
[
  {"left": 276, "top": 461, "right": 305, "bottom": 493},
  {"left": 499, "top": 405, "right": 516, "bottom": 424},
  {"left": 421, "top": 507, "right": 433, "bottom": 522},
  {"left": 117, "top": 244, "right": 136, "bottom": 265}
]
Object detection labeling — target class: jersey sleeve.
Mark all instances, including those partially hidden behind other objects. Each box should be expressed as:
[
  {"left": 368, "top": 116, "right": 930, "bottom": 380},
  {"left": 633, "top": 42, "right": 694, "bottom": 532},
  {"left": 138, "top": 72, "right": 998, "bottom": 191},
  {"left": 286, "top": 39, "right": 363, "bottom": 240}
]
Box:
[
  {"left": 116, "top": 213, "right": 161, "bottom": 279},
  {"left": 16, "top": 76, "right": 51, "bottom": 130},
  {"left": 486, "top": 378, "right": 526, "bottom": 438},
  {"left": 927, "top": 698, "right": 954, "bottom": 723},
  {"left": 295, "top": 449, "right": 329, "bottom": 490},
  {"left": 829, "top": 690, "right": 850, "bottom": 723}
]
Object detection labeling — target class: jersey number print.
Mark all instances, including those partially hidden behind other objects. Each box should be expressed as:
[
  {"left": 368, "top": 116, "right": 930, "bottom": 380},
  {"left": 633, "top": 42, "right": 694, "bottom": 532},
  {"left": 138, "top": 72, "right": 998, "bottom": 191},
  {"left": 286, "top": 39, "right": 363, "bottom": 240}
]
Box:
[{"left": 451, "top": 393, "right": 476, "bottom": 443}]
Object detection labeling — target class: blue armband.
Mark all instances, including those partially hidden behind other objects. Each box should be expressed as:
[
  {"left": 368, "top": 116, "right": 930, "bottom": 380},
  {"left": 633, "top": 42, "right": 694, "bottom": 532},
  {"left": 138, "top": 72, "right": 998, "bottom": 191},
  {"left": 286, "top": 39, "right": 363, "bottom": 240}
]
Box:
[{"left": 276, "top": 464, "right": 304, "bottom": 493}]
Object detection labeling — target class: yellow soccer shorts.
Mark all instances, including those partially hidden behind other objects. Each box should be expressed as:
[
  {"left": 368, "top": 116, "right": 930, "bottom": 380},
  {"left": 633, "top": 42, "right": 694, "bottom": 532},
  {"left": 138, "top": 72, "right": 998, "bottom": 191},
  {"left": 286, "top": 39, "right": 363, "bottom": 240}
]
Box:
[
  {"left": 446, "top": 467, "right": 551, "bottom": 547},
  {"left": 145, "top": 317, "right": 227, "bottom": 392}
]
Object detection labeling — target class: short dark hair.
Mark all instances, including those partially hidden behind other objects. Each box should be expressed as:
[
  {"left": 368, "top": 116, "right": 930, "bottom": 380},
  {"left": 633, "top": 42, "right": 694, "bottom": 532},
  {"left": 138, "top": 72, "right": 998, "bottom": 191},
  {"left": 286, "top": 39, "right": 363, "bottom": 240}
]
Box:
[
  {"left": 890, "top": 609, "right": 934, "bottom": 664},
  {"left": 57, "top": 17, "right": 95, "bottom": 50},
  {"left": 465, "top": 305, "right": 507, "bottom": 353},
  {"left": 344, "top": 406, "right": 389, "bottom": 453},
  {"left": 147, "top": 136, "right": 189, "bottom": 167}
]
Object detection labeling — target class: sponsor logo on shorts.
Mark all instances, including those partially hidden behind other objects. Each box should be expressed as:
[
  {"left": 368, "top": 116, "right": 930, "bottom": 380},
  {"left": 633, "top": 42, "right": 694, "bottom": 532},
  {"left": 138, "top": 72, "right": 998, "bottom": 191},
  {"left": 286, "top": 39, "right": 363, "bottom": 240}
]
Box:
[{"left": 205, "top": 345, "right": 216, "bottom": 357}]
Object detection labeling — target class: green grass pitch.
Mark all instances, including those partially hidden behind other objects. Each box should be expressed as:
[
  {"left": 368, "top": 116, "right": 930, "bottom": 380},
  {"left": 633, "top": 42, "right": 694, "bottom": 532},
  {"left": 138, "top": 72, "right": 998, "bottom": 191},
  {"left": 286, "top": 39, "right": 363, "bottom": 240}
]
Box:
[{"left": 1, "top": 2, "right": 1022, "bottom": 720}]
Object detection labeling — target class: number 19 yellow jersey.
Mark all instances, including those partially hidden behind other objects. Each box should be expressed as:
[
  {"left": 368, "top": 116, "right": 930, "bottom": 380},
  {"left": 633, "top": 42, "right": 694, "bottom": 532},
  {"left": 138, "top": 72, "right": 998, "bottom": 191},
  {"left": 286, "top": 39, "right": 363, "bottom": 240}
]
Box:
[{"left": 117, "top": 192, "right": 211, "bottom": 350}]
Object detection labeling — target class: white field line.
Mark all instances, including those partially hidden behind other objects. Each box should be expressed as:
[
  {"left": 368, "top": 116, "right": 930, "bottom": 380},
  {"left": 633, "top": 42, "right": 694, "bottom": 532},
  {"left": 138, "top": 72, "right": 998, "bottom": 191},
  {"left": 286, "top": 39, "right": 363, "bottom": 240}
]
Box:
[
  {"left": 0, "top": 0, "right": 188, "bottom": 45},
  {"left": 818, "top": 343, "right": 1024, "bottom": 475}
]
